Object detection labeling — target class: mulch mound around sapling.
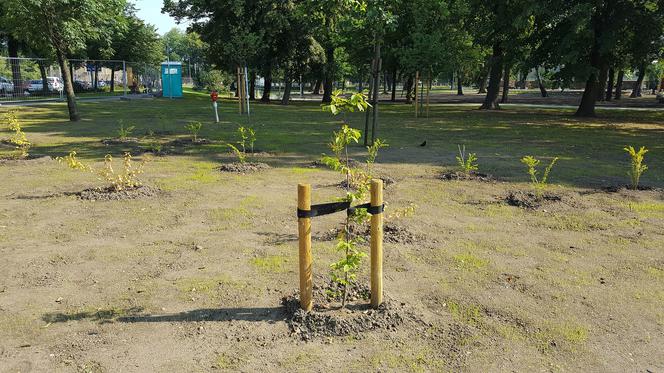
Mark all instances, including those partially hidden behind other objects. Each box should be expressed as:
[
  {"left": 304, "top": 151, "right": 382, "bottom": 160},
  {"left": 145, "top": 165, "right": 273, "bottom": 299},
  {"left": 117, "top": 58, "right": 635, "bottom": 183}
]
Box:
[
  {"left": 75, "top": 185, "right": 160, "bottom": 201},
  {"left": 0, "top": 154, "right": 52, "bottom": 164},
  {"left": 505, "top": 190, "right": 562, "bottom": 209},
  {"left": 282, "top": 281, "right": 404, "bottom": 341},
  {"left": 169, "top": 138, "right": 213, "bottom": 147},
  {"left": 601, "top": 185, "right": 661, "bottom": 193},
  {"left": 440, "top": 170, "right": 494, "bottom": 182},
  {"left": 101, "top": 138, "right": 140, "bottom": 146},
  {"left": 219, "top": 162, "right": 271, "bottom": 173},
  {"left": 339, "top": 175, "right": 396, "bottom": 190},
  {"left": 316, "top": 222, "right": 421, "bottom": 245},
  {"left": 309, "top": 158, "right": 361, "bottom": 169}
]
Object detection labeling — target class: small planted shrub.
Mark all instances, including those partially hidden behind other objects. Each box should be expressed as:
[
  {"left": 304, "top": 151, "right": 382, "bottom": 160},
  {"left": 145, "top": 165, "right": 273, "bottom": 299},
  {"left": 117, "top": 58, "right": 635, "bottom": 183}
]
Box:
[
  {"left": 624, "top": 145, "right": 648, "bottom": 190},
  {"left": 3, "top": 110, "right": 31, "bottom": 157},
  {"left": 321, "top": 90, "right": 389, "bottom": 306},
  {"left": 521, "top": 155, "right": 559, "bottom": 199},
  {"left": 227, "top": 143, "right": 247, "bottom": 164},
  {"left": 456, "top": 145, "right": 478, "bottom": 175},
  {"left": 57, "top": 151, "right": 150, "bottom": 192},
  {"left": 117, "top": 120, "right": 135, "bottom": 140},
  {"left": 366, "top": 138, "right": 388, "bottom": 177},
  {"left": 237, "top": 126, "right": 257, "bottom": 153},
  {"left": 185, "top": 121, "right": 203, "bottom": 142}
]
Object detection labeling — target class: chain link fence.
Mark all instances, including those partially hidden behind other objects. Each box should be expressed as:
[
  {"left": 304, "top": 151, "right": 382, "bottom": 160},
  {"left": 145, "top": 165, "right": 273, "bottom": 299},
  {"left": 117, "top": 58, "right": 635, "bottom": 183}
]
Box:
[{"left": 0, "top": 57, "right": 163, "bottom": 103}]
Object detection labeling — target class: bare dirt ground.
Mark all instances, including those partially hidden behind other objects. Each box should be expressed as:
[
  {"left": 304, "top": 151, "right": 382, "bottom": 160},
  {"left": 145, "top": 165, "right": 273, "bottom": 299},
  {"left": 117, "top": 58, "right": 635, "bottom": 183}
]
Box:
[
  {"left": 1, "top": 99, "right": 663, "bottom": 372},
  {"left": 1, "top": 156, "right": 663, "bottom": 372}
]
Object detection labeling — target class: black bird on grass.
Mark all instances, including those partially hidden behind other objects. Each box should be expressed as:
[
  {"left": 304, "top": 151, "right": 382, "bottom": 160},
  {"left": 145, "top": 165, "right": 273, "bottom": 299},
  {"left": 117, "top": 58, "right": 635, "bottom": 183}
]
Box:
[{"left": 419, "top": 141, "right": 427, "bottom": 147}]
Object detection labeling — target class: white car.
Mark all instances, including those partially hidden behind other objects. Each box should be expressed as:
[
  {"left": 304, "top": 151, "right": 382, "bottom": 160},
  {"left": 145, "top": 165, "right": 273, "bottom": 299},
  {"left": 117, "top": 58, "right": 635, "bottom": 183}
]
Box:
[
  {"left": 0, "top": 76, "right": 14, "bottom": 94},
  {"left": 28, "top": 77, "right": 64, "bottom": 93}
]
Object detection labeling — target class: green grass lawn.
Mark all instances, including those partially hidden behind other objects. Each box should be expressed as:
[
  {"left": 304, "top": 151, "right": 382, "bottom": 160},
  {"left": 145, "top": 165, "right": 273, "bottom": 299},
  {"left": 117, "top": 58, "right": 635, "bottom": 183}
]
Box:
[{"left": 5, "top": 92, "right": 663, "bottom": 188}]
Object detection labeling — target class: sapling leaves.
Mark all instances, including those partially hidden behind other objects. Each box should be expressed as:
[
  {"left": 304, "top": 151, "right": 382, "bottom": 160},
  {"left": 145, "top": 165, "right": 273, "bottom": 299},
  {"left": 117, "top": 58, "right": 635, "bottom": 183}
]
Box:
[
  {"left": 624, "top": 145, "right": 648, "bottom": 190},
  {"left": 456, "top": 145, "right": 478, "bottom": 174},
  {"left": 521, "top": 155, "right": 559, "bottom": 199}
]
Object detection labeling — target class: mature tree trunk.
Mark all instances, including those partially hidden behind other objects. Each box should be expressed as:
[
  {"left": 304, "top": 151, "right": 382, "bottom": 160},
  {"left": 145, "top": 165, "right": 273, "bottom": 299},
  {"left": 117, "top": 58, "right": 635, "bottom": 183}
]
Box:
[
  {"left": 249, "top": 71, "right": 256, "bottom": 100},
  {"left": 281, "top": 73, "right": 292, "bottom": 105},
  {"left": 261, "top": 67, "right": 272, "bottom": 102},
  {"left": 596, "top": 64, "right": 608, "bottom": 101},
  {"left": 382, "top": 71, "right": 389, "bottom": 94},
  {"left": 390, "top": 68, "right": 397, "bottom": 102},
  {"left": 322, "top": 46, "right": 335, "bottom": 103},
  {"left": 477, "top": 55, "right": 490, "bottom": 94},
  {"left": 605, "top": 68, "right": 615, "bottom": 101},
  {"left": 500, "top": 64, "right": 510, "bottom": 103},
  {"left": 535, "top": 67, "right": 548, "bottom": 97},
  {"left": 94, "top": 64, "right": 99, "bottom": 91},
  {"left": 7, "top": 36, "right": 22, "bottom": 92},
  {"left": 630, "top": 64, "right": 646, "bottom": 98},
  {"left": 38, "top": 61, "right": 48, "bottom": 95},
  {"left": 614, "top": 70, "right": 624, "bottom": 99},
  {"left": 405, "top": 74, "right": 413, "bottom": 104},
  {"left": 456, "top": 70, "right": 464, "bottom": 95},
  {"left": 55, "top": 48, "right": 80, "bottom": 121},
  {"left": 480, "top": 43, "right": 503, "bottom": 110},
  {"left": 576, "top": 73, "right": 599, "bottom": 117},
  {"left": 110, "top": 68, "right": 115, "bottom": 93},
  {"left": 358, "top": 74, "right": 363, "bottom": 92},
  {"left": 313, "top": 79, "right": 321, "bottom": 95}
]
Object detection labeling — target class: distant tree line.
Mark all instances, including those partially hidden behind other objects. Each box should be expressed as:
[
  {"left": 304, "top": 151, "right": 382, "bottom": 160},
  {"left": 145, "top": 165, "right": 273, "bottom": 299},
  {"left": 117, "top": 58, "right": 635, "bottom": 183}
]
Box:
[{"left": 163, "top": 0, "right": 664, "bottom": 117}]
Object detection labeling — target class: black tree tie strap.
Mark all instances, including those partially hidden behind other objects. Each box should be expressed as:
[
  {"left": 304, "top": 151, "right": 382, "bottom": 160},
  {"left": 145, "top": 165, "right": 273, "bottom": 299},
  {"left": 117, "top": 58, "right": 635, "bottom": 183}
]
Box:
[
  {"left": 297, "top": 201, "right": 350, "bottom": 218},
  {"left": 297, "top": 202, "right": 385, "bottom": 218},
  {"left": 347, "top": 203, "right": 385, "bottom": 216}
]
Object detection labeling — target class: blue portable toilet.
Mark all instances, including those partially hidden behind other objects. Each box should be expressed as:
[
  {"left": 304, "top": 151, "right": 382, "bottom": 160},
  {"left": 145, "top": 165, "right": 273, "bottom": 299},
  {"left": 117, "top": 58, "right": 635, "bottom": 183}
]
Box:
[{"left": 161, "top": 61, "right": 183, "bottom": 98}]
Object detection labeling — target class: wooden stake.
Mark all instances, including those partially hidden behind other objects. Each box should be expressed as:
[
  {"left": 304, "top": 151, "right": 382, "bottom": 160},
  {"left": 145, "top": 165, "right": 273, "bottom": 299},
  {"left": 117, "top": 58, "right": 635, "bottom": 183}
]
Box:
[
  {"left": 370, "top": 179, "right": 384, "bottom": 308},
  {"left": 297, "top": 184, "right": 313, "bottom": 311},
  {"left": 414, "top": 71, "right": 419, "bottom": 118}
]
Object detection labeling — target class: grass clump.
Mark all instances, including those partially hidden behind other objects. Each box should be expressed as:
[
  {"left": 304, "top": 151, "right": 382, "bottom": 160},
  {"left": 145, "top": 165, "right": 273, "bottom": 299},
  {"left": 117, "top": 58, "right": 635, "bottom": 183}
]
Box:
[
  {"left": 250, "top": 255, "right": 289, "bottom": 273},
  {"left": 446, "top": 300, "right": 483, "bottom": 325},
  {"left": 453, "top": 252, "right": 489, "bottom": 271}
]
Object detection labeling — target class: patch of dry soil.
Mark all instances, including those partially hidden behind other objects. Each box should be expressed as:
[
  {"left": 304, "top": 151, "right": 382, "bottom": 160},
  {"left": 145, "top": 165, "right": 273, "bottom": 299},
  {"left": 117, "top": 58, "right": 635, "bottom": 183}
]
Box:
[
  {"left": 316, "top": 222, "right": 421, "bottom": 245},
  {"left": 505, "top": 190, "right": 562, "bottom": 209},
  {"left": 219, "top": 162, "right": 270, "bottom": 173},
  {"left": 76, "top": 185, "right": 160, "bottom": 201},
  {"left": 440, "top": 170, "right": 495, "bottom": 182}
]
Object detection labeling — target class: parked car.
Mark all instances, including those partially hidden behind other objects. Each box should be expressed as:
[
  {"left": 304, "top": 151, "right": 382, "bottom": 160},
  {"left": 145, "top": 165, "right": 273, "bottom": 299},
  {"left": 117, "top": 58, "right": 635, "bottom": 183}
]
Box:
[
  {"left": 27, "top": 77, "right": 64, "bottom": 93},
  {"left": 0, "top": 76, "right": 15, "bottom": 94},
  {"left": 74, "top": 80, "right": 92, "bottom": 91}
]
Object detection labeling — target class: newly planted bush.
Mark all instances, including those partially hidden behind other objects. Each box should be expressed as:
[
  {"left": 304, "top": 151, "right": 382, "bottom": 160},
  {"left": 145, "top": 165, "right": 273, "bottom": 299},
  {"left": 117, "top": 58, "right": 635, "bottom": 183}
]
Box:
[
  {"left": 227, "top": 143, "right": 247, "bottom": 164},
  {"left": 624, "top": 145, "right": 648, "bottom": 190},
  {"left": 3, "top": 110, "right": 30, "bottom": 157},
  {"left": 321, "top": 90, "right": 385, "bottom": 306},
  {"left": 456, "top": 145, "right": 478, "bottom": 174},
  {"left": 57, "top": 151, "right": 150, "bottom": 191},
  {"left": 521, "top": 155, "right": 559, "bottom": 199},
  {"left": 117, "top": 120, "right": 135, "bottom": 140},
  {"left": 185, "top": 121, "right": 203, "bottom": 142},
  {"left": 237, "top": 126, "right": 257, "bottom": 153}
]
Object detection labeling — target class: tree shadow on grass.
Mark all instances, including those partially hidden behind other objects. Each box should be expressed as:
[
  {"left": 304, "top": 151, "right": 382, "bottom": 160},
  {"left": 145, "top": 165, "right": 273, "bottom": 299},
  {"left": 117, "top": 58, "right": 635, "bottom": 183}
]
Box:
[{"left": 42, "top": 306, "right": 286, "bottom": 324}]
